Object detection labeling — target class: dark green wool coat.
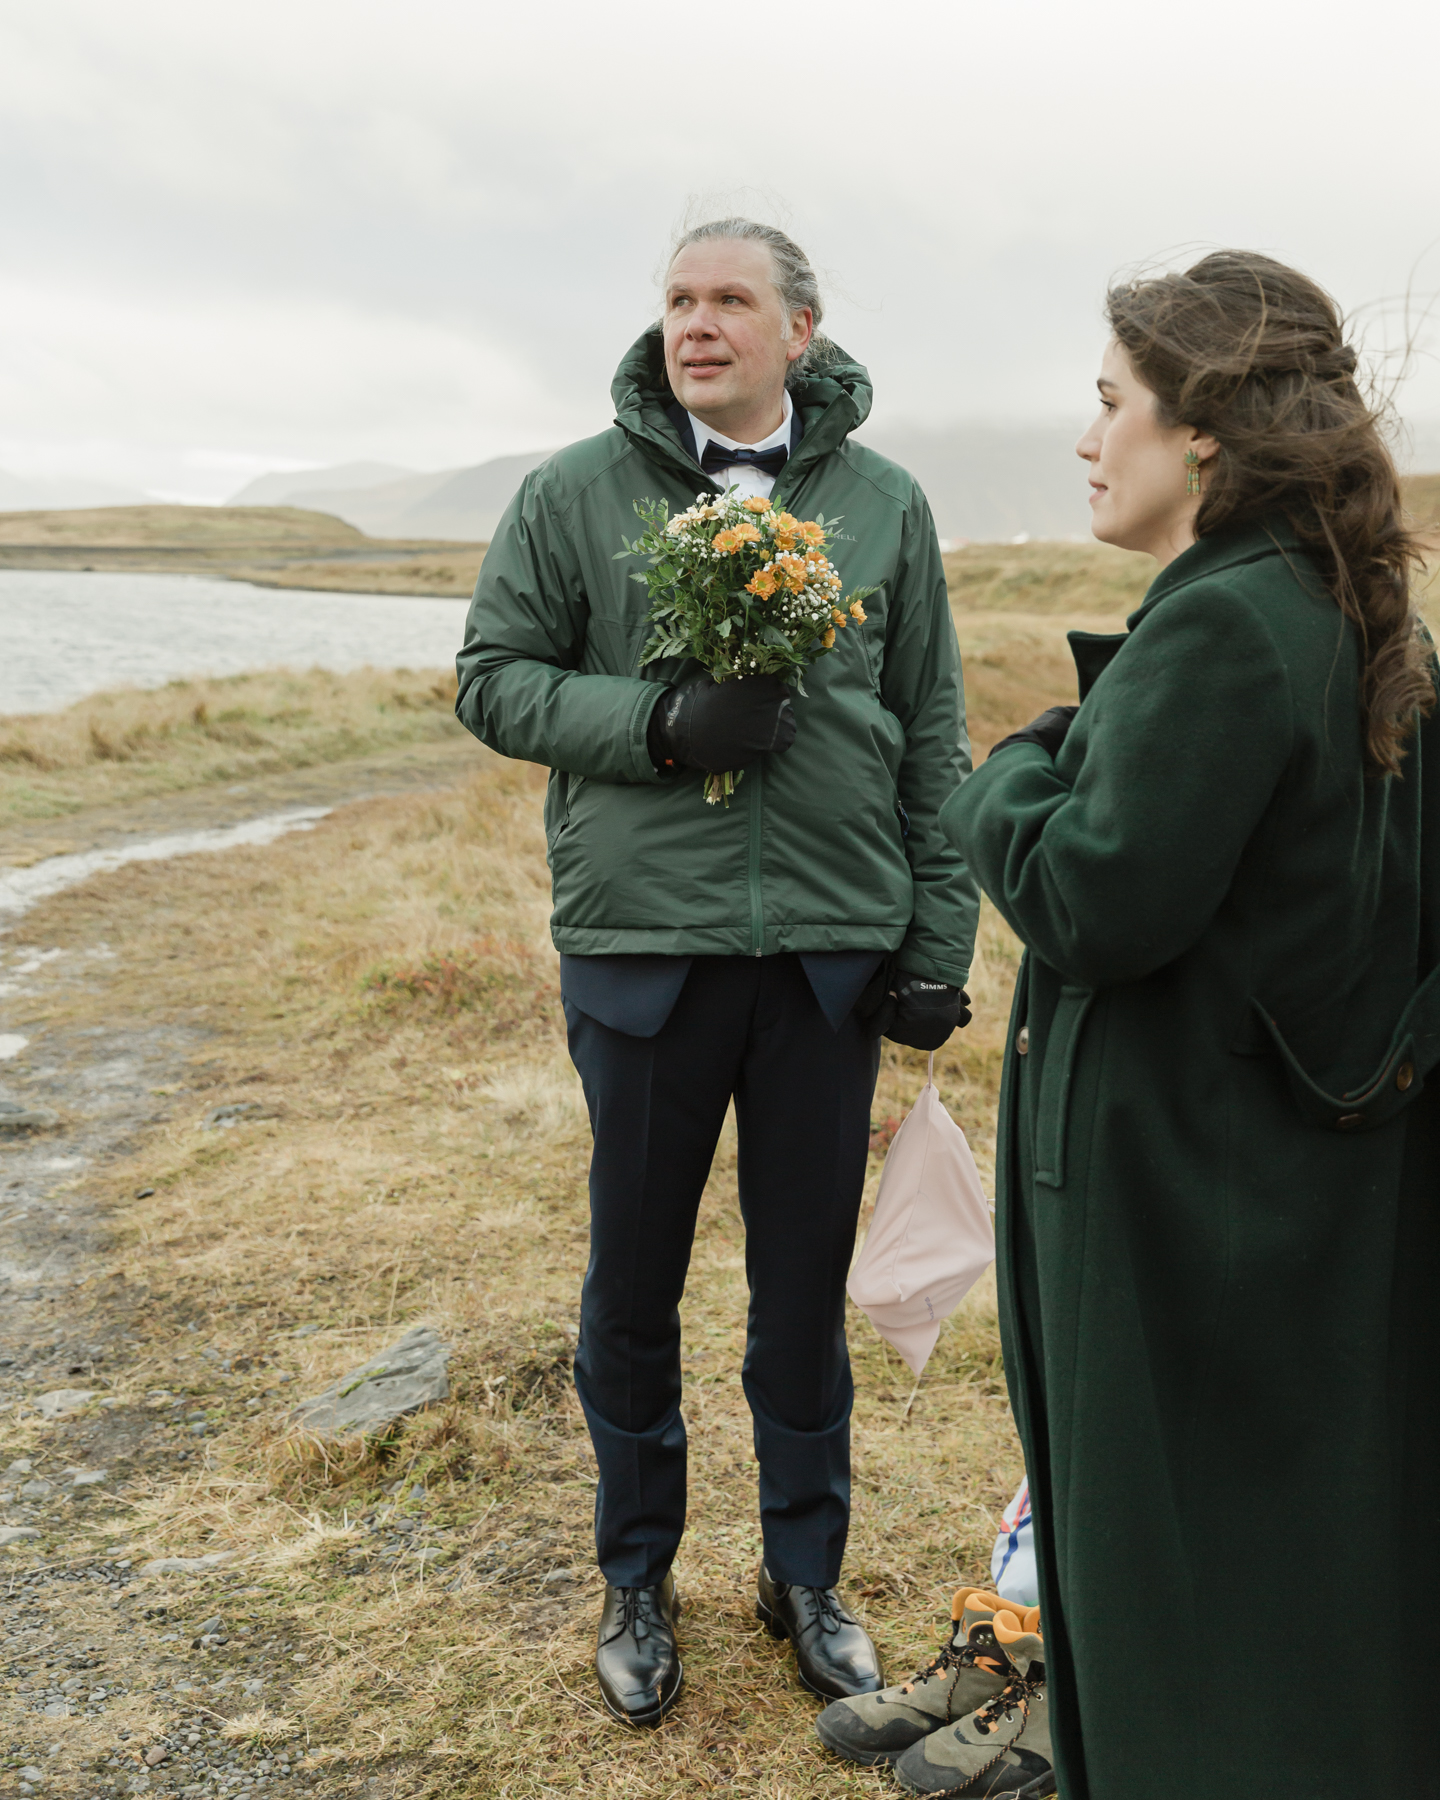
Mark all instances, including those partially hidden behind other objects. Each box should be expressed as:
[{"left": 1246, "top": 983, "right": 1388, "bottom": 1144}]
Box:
[
  {"left": 940, "top": 521, "right": 1440, "bottom": 1799},
  {"left": 455, "top": 329, "right": 978, "bottom": 985}
]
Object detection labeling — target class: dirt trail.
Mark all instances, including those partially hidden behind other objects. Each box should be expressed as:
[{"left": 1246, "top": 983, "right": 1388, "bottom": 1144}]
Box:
[
  {"left": 0, "top": 748, "right": 481, "bottom": 1800},
  {"left": 0, "top": 739, "right": 480, "bottom": 870}
]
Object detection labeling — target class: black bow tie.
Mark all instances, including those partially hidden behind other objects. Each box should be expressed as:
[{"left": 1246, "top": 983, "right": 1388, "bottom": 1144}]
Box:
[{"left": 700, "top": 439, "right": 788, "bottom": 478}]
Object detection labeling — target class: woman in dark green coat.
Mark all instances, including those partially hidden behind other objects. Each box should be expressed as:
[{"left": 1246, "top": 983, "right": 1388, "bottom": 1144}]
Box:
[{"left": 940, "top": 253, "right": 1440, "bottom": 1798}]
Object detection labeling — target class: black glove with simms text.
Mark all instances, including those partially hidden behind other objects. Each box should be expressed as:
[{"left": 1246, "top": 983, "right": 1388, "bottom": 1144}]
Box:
[
  {"left": 647, "top": 673, "right": 797, "bottom": 775},
  {"left": 857, "top": 961, "right": 972, "bottom": 1050}
]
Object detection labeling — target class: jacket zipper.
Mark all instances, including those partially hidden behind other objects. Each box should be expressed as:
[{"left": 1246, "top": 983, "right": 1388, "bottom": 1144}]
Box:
[{"left": 748, "top": 761, "right": 765, "bottom": 955}]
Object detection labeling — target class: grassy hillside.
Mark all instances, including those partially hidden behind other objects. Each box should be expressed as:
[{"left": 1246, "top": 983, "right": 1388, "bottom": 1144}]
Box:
[{"left": 0, "top": 504, "right": 486, "bottom": 596}]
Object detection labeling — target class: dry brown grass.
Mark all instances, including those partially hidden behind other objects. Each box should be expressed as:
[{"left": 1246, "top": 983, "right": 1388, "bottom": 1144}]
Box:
[
  {"left": 0, "top": 667, "right": 466, "bottom": 826},
  {"left": 8, "top": 728, "right": 1023, "bottom": 1797},
  {"left": 23, "top": 522, "right": 1440, "bottom": 1794}
]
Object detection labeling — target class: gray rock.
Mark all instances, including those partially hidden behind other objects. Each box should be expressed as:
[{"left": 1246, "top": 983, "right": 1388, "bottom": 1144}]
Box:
[
  {"left": 139, "top": 1552, "right": 236, "bottom": 1575},
  {"left": 201, "top": 1102, "right": 268, "bottom": 1130},
  {"left": 198, "top": 1614, "right": 223, "bottom": 1634},
  {"left": 71, "top": 1470, "right": 107, "bottom": 1487},
  {"left": 6, "top": 1457, "right": 33, "bottom": 1475},
  {"left": 290, "top": 1324, "right": 451, "bottom": 1439},
  {"left": 34, "top": 1388, "right": 96, "bottom": 1419},
  {"left": 20, "top": 1479, "right": 55, "bottom": 1499},
  {"left": 0, "top": 1526, "right": 41, "bottom": 1546},
  {"left": 18, "top": 1768, "right": 44, "bottom": 1783},
  {"left": 0, "top": 1104, "right": 59, "bottom": 1132}
]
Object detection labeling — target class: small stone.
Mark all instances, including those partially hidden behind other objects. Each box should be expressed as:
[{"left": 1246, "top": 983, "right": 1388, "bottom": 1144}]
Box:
[
  {"left": 202, "top": 1102, "right": 267, "bottom": 1129},
  {"left": 0, "top": 1525, "right": 41, "bottom": 1545},
  {"left": 199, "top": 1614, "right": 223, "bottom": 1633},
  {"left": 135, "top": 1187, "right": 156, "bottom": 1198},
  {"left": 71, "top": 1470, "right": 107, "bottom": 1486},
  {"left": 18, "top": 1767, "right": 44, "bottom": 1782},
  {"left": 34, "top": 1388, "right": 97, "bottom": 1419},
  {"left": 290, "top": 1324, "right": 451, "bottom": 1440},
  {"left": 42, "top": 1700, "right": 67, "bottom": 1716},
  {"left": 6, "top": 1457, "right": 34, "bottom": 1474},
  {"left": 0, "top": 1105, "right": 59, "bottom": 1132},
  {"left": 144, "top": 1745, "right": 167, "bottom": 1767},
  {"left": 20, "top": 1479, "right": 55, "bottom": 1499},
  {"left": 139, "top": 1552, "right": 236, "bottom": 1575}
]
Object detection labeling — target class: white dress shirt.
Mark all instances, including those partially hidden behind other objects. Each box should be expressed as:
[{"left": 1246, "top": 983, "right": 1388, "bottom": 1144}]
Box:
[{"left": 686, "top": 390, "right": 794, "bottom": 502}]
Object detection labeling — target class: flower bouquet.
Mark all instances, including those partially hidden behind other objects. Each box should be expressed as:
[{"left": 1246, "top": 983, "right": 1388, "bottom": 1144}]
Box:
[{"left": 619, "top": 490, "right": 876, "bottom": 805}]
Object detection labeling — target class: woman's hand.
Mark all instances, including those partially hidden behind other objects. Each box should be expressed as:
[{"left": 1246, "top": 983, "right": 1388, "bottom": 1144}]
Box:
[{"left": 989, "top": 705, "right": 1079, "bottom": 760}]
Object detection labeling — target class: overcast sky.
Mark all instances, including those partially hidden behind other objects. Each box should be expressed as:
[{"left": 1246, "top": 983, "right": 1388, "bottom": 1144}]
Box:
[{"left": 3, "top": 0, "right": 1439, "bottom": 501}]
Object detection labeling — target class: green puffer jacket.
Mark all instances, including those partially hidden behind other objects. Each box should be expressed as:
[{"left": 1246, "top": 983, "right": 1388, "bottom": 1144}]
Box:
[{"left": 454, "top": 327, "right": 978, "bottom": 984}]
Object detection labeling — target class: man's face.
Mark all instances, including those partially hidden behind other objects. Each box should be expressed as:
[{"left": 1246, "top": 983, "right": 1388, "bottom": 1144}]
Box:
[{"left": 663, "top": 239, "right": 812, "bottom": 439}]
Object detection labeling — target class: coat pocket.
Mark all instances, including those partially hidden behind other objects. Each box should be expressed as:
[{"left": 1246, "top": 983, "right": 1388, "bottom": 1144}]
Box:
[
  {"left": 1033, "top": 985, "right": 1096, "bottom": 1189},
  {"left": 1251, "top": 970, "right": 1440, "bottom": 1134}
]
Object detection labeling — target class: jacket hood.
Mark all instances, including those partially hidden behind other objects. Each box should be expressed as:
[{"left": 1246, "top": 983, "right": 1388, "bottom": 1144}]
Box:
[{"left": 610, "top": 323, "right": 874, "bottom": 490}]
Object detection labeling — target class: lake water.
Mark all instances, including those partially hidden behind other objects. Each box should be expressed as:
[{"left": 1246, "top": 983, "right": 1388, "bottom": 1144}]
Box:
[{"left": 0, "top": 569, "right": 473, "bottom": 715}]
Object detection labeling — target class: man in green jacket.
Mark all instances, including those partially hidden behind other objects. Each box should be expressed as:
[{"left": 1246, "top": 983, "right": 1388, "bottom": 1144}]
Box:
[{"left": 455, "top": 219, "right": 977, "bottom": 1724}]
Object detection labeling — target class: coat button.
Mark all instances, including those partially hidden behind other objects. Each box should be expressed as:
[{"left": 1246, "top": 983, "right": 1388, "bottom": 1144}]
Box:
[
  {"left": 1336, "top": 1111, "right": 1364, "bottom": 1130},
  {"left": 1016, "top": 1027, "right": 1030, "bottom": 1056},
  {"left": 1397, "top": 1062, "right": 1415, "bottom": 1092}
]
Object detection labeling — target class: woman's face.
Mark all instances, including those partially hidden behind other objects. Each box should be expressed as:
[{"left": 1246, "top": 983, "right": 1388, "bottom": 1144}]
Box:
[{"left": 1076, "top": 339, "right": 1216, "bottom": 565}]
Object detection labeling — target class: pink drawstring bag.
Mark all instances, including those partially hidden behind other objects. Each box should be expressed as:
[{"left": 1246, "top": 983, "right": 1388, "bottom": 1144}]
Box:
[{"left": 847, "top": 1054, "right": 995, "bottom": 1376}]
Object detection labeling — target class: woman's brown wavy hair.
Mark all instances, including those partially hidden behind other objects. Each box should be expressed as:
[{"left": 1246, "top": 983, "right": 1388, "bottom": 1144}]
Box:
[{"left": 1106, "top": 251, "right": 1433, "bottom": 776}]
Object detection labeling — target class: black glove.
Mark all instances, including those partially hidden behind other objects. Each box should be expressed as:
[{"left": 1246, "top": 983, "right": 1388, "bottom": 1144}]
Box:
[
  {"left": 989, "top": 704, "right": 1079, "bottom": 760},
  {"left": 647, "top": 673, "right": 797, "bottom": 775},
  {"left": 857, "top": 960, "right": 972, "bottom": 1050}
]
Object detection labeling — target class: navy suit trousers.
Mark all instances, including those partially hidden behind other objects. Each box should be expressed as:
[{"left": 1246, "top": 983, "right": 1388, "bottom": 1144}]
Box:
[{"left": 566, "top": 953, "right": 881, "bottom": 1589}]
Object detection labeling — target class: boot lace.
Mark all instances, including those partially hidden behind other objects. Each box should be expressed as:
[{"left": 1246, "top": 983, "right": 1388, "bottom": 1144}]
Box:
[
  {"left": 898, "top": 1633, "right": 978, "bottom": 1696},
  {"left": 971, "top": 1668, "right": 1044, "bottom": 1736}
]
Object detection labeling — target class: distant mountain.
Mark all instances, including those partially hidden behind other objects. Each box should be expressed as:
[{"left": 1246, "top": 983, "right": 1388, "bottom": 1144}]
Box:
[
  {"left": 856, "top": 425, "right": 1092, "bottom": 543},
  {"left": 0, "top": 468, "right": 151, "bottom": 512},
  {"left": 228, "top": 460, "right": 417, "bottom": 507},
  {"left": 286, "top": 451, "right": 554, "bottom": 542}
]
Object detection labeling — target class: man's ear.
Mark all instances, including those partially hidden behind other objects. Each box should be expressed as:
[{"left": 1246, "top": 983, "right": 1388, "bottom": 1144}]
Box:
[{"left": 785, "top": 307, "right": 814, "bottom": 365}]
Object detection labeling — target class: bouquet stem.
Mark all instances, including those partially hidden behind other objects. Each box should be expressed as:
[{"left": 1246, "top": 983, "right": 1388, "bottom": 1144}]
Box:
[{"left": 704, "top": 769, "right": 743, "bottom": 807}]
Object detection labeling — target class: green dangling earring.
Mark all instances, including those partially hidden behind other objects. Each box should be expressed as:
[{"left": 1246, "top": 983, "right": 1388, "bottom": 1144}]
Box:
[{"left": 1184, "top": 449, "right": 1201, "bottom": 498}]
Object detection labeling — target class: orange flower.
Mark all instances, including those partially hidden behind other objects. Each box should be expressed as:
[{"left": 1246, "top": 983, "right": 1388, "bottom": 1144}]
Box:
[
  {"left": 712, "top": 528, "right": 741, "bottom": 553},
  {"left": 822, "top": 627, "right": 836, "bottom": 648},
  {"left": 831, "top": 608, "right": 848, "bottom": 628},
  {"left": 799, "top": 521, "right": 825, "bottom": 547},
  {"left": 746, "top": 570, "right": 779, "bottom": 598},
  {"left": 743, "top": 496, "right": 772, "bottom": 513},
  {"left": 732, "top": 522, "right": 762, "bottom": 544},
  {"left": 775, "top": 554, "right": 807, "bottom": 591},
  {"left": 849, "top": 599, "right": 867, "bottom": 622}
]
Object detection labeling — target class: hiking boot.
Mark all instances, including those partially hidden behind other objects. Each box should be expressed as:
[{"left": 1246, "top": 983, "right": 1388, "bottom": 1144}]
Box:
[
  {"left": 594, "top": 1573, "right": 682, "bottom": 1727},
  {"left": 815, "top": 1587, "right": 1034, "bottom": 1765},
  {"left": 894, "top": 1610, "right": 1052, "bottom": 1796}
]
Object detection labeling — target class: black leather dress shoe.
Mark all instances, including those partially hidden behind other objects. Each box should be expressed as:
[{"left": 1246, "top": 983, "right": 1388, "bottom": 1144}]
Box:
[
  {"left": 756, "top": 1564, "right": 883, "bottom": 1699},
  {"left": 594, "top": 1573, "right": 683, "bottom": 1726}
]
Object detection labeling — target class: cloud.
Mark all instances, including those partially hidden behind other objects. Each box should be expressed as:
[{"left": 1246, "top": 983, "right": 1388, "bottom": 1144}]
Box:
[{"left": 0, "top": 0, "right": 1438, "bottom": 494}]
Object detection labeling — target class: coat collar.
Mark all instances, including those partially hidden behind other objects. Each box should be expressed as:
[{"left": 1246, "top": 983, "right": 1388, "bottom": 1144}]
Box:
[
  {"left": 1128, "top": 517, "right": 1307, "bottom": 630},
  {"left": 610, "top": 324, "right": 873, "bottom": 503}
]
